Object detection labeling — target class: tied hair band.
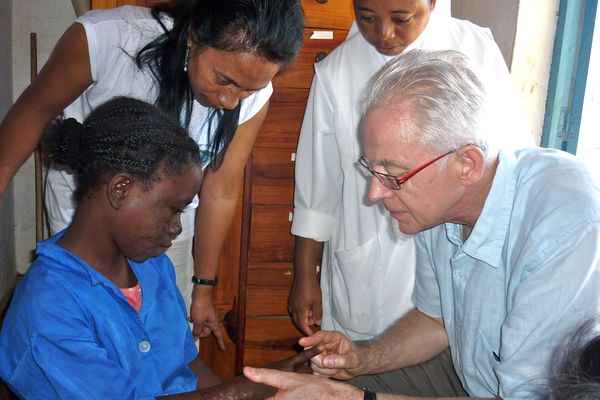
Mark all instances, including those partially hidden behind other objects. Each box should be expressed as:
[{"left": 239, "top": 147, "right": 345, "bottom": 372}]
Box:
[
  {"left": 42, "top": 117, "right": 86, "bottom": 171},
  {"left": 61, "top": 118, "right": 86, "bottom": 170}
]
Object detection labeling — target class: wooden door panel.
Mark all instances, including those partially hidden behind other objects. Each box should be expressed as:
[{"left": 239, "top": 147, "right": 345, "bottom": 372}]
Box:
[
  {"left": 249, "top": 206, "right": 294, "bottom": 263},
  {"left": 243, "top": 317, "right": 302, "bottom": 367},
  {"left": 245, "top": 317, "right": 300, "bottom": 342},
  {"left": 246, "top": 285, "right": 290, "bottom": 316},
  {"left": 255, "top": 88, "right": 308, "bottom": 149},
  {"left": 302, "top": 0, "right": 355, "bottom": 30},
  {"left": 272, "top": 28, "right": 347, "bottom": 89},
  {"left": 251, "top": 148, "right": 295, "bottom": 205},
  {"left": 247, "top": 262, "right": 294, "bottom": 287},
  {"left": 245, "top": 314, "right": 320, "bottom": 341},
  {"left": 243, "top": 347, "right": 298, "bottom": 368}
]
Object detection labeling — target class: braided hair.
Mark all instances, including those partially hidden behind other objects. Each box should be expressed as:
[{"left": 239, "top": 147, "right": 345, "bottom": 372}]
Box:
[
  {"left": 43, "top": 96, "right": 201, "bottom": 201},
  {"left": 135, "top": 0, "right": 304, "bottom": 169}
]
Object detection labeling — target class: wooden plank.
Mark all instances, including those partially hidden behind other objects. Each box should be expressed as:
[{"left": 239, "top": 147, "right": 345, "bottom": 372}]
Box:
[
  {"left": 255, "top": 88, "right": 308, "bottom": 149},
  {"left": 246, "top": 286, "right": 291, "bottom": 316},
  {"left": 302, "top": 0, "right": 355, "bottom": 30},
  {"left": 249, "top": 206, "right": 294, "bottom": 263},
  {"left": 273, "top": 28, "right": 347, "bottom": 89},
  {"left": 251, "top": 148, "right": 296, "bottom": 205},
  {"left": 247, "top": 262, "right": 294, "bottom": 287}
]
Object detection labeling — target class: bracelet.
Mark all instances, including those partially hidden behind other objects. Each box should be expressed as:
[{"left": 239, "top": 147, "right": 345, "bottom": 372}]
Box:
[
  {"left": 362, "top": 387, "right": 377, "bottom": 400},
  {"left": 191, "top": 275, "right": 218, "bottom": 286}
]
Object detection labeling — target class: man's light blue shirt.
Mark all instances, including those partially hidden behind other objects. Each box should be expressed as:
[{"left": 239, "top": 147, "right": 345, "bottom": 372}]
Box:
[{"left": 413, "top": 147, "right": 600, "bottom": 398}]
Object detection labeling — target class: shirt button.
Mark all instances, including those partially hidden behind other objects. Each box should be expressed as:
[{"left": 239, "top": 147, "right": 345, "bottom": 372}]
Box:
[
  {"left": 458, "top": 271, "right": 465, "bottom": 277},
  {"left": 139, "top": 340, "right": 151, "bottom": 353}
]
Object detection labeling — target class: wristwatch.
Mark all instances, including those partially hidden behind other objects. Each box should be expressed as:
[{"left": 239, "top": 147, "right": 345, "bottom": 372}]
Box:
[
  {"left": 191, "top": 275, "right": 218, "bottom": 286},
  {"left": 362, "top": 387, "right": 377, "bottom": 400}
]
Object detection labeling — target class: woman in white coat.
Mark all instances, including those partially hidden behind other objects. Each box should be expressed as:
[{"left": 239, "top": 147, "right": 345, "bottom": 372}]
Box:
[{"left": 289, "top": 0, "right": 532, "bottom": 385}]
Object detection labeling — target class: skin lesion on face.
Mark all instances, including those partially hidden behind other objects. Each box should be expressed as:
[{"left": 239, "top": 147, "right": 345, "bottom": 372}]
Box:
[
  {"left": 186, "top": 46, "right": 281, "bottom": 110},
  {"left": 353, "top": 0, "right": 434, "bottom": 56},
  {"left": 119, "top": 166, "right": 203, "bottom": 262}
]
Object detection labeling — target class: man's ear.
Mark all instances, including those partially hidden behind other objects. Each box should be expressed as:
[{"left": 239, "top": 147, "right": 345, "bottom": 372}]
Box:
[
  {"left": 430, "top": 0, "right": 437, "bottom": 11},
  {"left": 455, "top": 145, "right": 486, "bottom": 185},
  {"left": 106, "top": 174, "right": 133, "bottom": 210}
]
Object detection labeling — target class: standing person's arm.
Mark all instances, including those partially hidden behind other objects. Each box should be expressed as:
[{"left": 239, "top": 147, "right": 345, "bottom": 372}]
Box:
[
  {"left": 190, "top": 102, "right": 269, "bottom": 349},
  {"left": 289, "top": 237, "right": 324, "bottom": 335},
  {"left": 0, "top": 23, "right": 93, "bottom": 202},
  {"left": 289, "top": 73, "right": 340, "bottom": 335}
]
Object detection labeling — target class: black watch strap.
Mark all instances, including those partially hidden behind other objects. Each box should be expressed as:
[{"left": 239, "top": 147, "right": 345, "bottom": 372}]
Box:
[
  {"left": 191, "top": 275, "right": 218, "bottom": 286},
  {"left": 362, "top": 387, "right": 377, "bottom": 400}
]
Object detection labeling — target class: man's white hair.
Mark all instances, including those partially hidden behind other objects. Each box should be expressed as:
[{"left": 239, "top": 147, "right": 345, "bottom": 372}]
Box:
[{"left": 361, "top": 49, "right": 499, "bottom": 158}]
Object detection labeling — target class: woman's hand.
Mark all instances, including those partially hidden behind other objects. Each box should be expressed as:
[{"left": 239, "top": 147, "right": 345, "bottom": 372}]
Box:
[{"left": 190, "top": 285, "right": 226, "bottom": 350}]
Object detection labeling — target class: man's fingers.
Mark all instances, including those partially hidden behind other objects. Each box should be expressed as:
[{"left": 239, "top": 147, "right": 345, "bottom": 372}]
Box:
[{"left": 244, "top": 367, "right": 297, "bottom": 389}]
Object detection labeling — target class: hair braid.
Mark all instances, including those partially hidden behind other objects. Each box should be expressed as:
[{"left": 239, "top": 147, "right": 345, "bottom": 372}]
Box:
[{"left": 43, "top": 96, "right": 201, "bottom": 200}]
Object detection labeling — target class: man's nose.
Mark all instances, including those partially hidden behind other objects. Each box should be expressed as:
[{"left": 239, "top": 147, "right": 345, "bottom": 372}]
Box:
[{"left": 368, "top": 176, "right": 394, "bottom": 202}]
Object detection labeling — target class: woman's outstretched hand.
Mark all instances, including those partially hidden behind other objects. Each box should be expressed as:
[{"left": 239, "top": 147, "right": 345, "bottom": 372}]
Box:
[{"left": 190, "top": 285, "right": 226, "bottom": 350}]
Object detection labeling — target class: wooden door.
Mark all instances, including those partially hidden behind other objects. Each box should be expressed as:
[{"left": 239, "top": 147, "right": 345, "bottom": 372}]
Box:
[{"left": 233, "top": 0, "right": 354, "bottom": 374}]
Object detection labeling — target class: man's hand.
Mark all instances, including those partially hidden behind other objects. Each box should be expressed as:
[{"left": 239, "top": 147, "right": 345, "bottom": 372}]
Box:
[
  {"left": 243, "top": 367, "right": 364, "bottom": 400},
  {"left": 299, "top": 331, "right": 366, "bottom": 380},
  {"left": 288, "top": 275, "right": 323, "bottom": 336},
  {"left": 190, "top": 285, "right": 225, "bottom": 350}
]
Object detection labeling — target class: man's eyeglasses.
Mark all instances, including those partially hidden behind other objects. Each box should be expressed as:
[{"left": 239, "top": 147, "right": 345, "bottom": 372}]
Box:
[{"left": 358, "top": 150, "right": 455, "bottom": 190}]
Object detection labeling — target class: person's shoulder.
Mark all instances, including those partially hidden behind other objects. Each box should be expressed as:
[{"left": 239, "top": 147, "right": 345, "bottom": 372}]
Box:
[
  {"left": 314, "top": 31, "right": 381, "bottom": 83},
  {"left": 78, "top": 5, "right": 155, "bottom": 27},
  {"left": 5, "top": 257, "right": 86, "bottom": 319},
  {"left": 512, "top": 147, "right": 600, "bottom": 213},
  {"left": 439, "top": 16, "right": 493, "bottom": 41}
]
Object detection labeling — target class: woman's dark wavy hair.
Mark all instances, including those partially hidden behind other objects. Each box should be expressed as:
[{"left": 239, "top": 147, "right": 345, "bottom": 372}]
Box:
[
  {"left": 547, "top": 317, "right": 600, "bottom": 400},
  {"left": 43, "top": 96, "right": 201, "bottom": 201},
  {"left": 135, "top": 0, "right": 304, "bottom": 169}
]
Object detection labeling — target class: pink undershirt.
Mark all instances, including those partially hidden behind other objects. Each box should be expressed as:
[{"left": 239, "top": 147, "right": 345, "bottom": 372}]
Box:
[{"left": 120, "top": 282, "right": 142, "bottom": 313}]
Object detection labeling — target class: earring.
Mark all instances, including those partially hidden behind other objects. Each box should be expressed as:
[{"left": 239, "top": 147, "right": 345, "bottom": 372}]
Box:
[{"left": 183, "top": 46, "right": 190, "bottom": 72}]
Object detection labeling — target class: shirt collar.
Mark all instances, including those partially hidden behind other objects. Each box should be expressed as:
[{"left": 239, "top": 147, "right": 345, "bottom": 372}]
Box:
[
  {"left": 36, "top": 230, "right": 149, "bottom": 290},
  {"left": 445, "top": 149, "right": 517, "bottom": 268}
]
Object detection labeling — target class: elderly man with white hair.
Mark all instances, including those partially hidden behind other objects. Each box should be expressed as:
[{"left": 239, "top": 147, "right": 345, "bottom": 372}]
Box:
[{"left": 244, "top": 49, "right": 600, "bottom": 399}]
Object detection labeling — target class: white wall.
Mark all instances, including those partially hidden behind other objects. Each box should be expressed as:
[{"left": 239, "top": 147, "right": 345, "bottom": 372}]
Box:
[
  {"left": 452, "top": 0, "right": 519, "bottom": 67},
  {"left": 453, "top": 0, "right": 558, "bottom": 144},
  {"left": 511, "top": 0, "right": 560, "bottom": 145},
  {"left": 11, "top": 0, "right": 75, "bottom": 273}
]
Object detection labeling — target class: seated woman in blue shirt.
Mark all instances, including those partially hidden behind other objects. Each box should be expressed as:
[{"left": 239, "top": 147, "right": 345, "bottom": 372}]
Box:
[{"left": 0, "top": 97, "right": 315, "bottom": 399}]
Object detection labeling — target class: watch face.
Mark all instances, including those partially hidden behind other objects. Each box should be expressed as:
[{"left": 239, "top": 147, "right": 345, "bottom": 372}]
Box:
[{"left": 362, "top": 387, "right": 377, "bottom": 400}]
